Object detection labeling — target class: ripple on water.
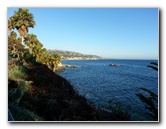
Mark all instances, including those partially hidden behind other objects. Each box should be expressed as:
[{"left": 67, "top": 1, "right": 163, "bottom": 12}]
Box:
[{"left": 58, "top": 60, "right": 158, "bottom": 121}]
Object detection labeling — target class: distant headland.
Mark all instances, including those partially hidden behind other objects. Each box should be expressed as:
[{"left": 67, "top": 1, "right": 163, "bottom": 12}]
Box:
[{"left": 47, "top": 49, "right": 103, "bottom": 60}]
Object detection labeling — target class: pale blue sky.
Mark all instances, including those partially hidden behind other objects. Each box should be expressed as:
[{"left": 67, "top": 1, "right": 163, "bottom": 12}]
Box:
[{"left": 8, "top": 8, "right": 158, "bottom": 59}]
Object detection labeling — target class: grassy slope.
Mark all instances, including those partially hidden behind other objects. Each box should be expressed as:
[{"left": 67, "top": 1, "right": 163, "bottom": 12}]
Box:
[{"left": 8, "top": 59, "right": 130, "bottom": 121}]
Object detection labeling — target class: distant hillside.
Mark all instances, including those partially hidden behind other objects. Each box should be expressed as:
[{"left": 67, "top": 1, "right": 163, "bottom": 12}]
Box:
[{"left": 47, "top": 49, "right": 102, "bottom": 60}]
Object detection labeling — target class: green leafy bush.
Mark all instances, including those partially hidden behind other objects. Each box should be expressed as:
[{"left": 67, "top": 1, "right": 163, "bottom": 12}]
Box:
[
  {"left": 136, "top": 88, "right": 158, "bottom": 121},
  {"left": 8, "top": 65, "right": 27, "bottom": 80},
  {"left": 24, "top": 51, "right": 37, "bottom": 66},
  {"left": 136, "top": 62, "right": 158, "bottom": 121},
  {"left": 9, "top": 102, "right": 43, "bottom": 121},
  {"left": 105, "top": 99, "right": 131, "bottom": 121},
  {"left": 9, "top": 80, "right": 32, "bottom": 103}
]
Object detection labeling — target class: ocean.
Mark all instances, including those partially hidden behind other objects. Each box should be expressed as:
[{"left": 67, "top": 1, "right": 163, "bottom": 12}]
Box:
[{"left": 57, "top": 59, "right": 158, "bottom": 121}]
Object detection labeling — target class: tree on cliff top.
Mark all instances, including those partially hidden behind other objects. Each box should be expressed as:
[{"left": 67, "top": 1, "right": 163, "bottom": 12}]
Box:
[{"left": 9, "top": 8, "right": 36, "bottom": 45}]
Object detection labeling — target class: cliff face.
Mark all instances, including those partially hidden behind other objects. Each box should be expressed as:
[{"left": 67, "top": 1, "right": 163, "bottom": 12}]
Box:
[{"left": 47, "top": 49, "right": 102, "bottom": 60}]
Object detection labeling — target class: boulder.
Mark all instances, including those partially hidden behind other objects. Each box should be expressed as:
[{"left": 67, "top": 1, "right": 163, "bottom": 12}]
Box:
[
  {"left": 66, "top": 65, "right": 77, "bottom": 68},
  {"left": 109, "top": 64, "right": 119, "bottom": 66}
]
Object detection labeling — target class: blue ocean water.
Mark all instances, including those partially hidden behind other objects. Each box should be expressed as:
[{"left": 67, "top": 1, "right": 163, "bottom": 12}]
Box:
[{"left": 58, "top": 59, "right": 158, "bottom": 121}]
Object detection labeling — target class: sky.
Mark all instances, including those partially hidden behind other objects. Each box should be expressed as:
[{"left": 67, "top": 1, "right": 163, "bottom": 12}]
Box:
[{"left": 8, "top": 8, "right": 158, "bottom": 59}]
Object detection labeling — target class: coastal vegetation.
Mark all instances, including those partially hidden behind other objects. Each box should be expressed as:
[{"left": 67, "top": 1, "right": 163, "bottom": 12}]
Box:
[
  {"left": 136, "top": 62, "right": 158, "bottom": 121},
  {"left": 8, "top": 8, "right": 61, "bottom": 72},
  {"left": 8, "top": 8, "right": 130, "bottom": 121}
]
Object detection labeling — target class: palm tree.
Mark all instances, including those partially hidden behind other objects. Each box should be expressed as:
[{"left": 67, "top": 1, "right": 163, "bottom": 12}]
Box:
[
  {"left": 31, "top": 41, "right": 44, "bottom": 61},
  {"left": 24, "top": 34, "right": 39, "bottom": 54},
  {"left": 8, "top": 31, "right": 17, "bottom": 56},
  {"left": 8, "top": 31, "right": 24, "bottom": 59},
  {"left": 9, "top": 8, "right": 36, "bottom": 45},
  {"left": 8, "top": 20, "right": 13, "bottom": 34},
  {"left": 52, "top": 53, "right": 61, "bottom": 72},
  {"left": 53, "top": 53, "right": 61, "bottom": 65},
  {"left": 36, "top": 48, "right": 46, "bottom": 63},
  {"left": 43, "top": 54, "right": 52, "bottom": 70},
  {"left": 9, "top": 31, "right": 17, "bottom": 39}
]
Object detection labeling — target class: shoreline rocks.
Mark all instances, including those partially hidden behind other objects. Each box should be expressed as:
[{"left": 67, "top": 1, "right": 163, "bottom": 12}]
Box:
[
  {"left": 66, "top": 65, "right": 77, "bottom": 68},
  {"left": 109, "top": 64, "right": 120, "bottom": 66}
]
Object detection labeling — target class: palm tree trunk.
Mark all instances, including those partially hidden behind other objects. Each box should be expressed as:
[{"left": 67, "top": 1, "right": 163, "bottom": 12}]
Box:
[
  {"left": 21, "top": 36, "right": 24, "bottom": 45},
  {"left": 29, "top": 48, "right": 32, "bottom": 54},
  {"left": 17, "top": 53, "right": 20, "bottom": 60}
]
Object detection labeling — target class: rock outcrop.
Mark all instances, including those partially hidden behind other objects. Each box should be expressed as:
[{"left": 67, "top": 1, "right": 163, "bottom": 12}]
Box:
[
  {"left": 66, "top": 65, "right": 77, "bottom": 68},
  {"left": 109, "top": 64, "right": 120, "bottom": 66}
]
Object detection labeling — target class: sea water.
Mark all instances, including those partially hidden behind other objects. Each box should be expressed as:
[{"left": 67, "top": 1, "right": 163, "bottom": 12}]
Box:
[{"left": 57, "top": 59, "right": 158, "bottom": 121}]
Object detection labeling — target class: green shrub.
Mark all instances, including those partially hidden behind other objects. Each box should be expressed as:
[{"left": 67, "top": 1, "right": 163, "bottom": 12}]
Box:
[
  {"left": 136, "top": 88, "right": 158, "bottom": 121},
  {"left": 105, "top": 99, "right": 131, "bottom": 121},
  {"left": 8, "top": 80, "right": 32, "bottom": 103},
  {"left": 8, "top": 65, "right": 27, "bottom": 80},
  {"left": 9, "top": 102, "right": 44, "bottom": 121},
  {"left": 136, "top": 62, "right": 158, "bottom": 121},
  {"left": 24, "top": 52, "right": 37, "bottom": 66}
]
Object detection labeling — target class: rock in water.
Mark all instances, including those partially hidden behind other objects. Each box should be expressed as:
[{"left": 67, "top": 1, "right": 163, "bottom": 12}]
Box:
[
  {"left": 66, "top": 65, "right": 77, "bottom": 68},
  {"left": 109, "top": 64, "right": 119, "bottom": 66}
]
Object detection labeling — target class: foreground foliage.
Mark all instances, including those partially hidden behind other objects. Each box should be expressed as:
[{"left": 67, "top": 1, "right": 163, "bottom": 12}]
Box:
[
  {"left": 136, "top": 88, "right": 158, "bottom": 121},
  {"left": 105, "top": 99, "right": 131, "bottom": 121},
  {"left": 136, "top": 62, "right": 158, "bottom": 121}
]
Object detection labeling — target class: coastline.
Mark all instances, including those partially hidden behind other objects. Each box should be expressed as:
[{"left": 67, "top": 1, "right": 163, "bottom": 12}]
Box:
[{"left": 8, "top": 58, "right": 130, "bottom": 121}]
